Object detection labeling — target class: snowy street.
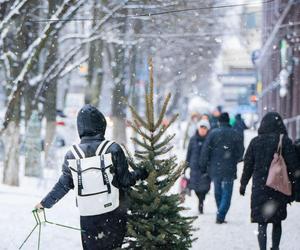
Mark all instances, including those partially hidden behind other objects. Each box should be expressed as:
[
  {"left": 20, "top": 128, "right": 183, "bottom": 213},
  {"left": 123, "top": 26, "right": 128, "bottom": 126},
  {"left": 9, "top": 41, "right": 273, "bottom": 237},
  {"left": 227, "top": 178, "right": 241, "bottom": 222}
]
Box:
[
  {"left": 1, "top": 1, "right": 300, "bottom": 249},
  {"left": 1, "top": 130, "right": 300, "bottom": 250}
]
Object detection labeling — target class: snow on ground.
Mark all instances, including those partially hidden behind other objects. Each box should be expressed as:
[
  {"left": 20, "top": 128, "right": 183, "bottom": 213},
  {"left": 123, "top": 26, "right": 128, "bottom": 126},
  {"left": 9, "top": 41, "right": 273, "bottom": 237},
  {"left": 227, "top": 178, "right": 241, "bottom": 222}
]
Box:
[{"left": 1, "top": 129, "right": 300, "bottom": 249}]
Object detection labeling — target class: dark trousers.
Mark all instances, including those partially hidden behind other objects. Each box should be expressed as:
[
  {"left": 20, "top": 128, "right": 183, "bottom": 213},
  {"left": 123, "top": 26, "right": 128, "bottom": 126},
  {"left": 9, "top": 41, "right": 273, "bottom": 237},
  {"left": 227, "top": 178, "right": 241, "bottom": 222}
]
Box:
[
  {"left": 195, "top": 191, "right": 206, "bottom": 212},
  {"left": 213, "top": 178, "right": 234, "bottom": 221},
  {"left": 80, "top": 210, "right": 127, "bottom": 250},
  {"left": 258, "top": 222, "right": 282, "bottom": 250}
]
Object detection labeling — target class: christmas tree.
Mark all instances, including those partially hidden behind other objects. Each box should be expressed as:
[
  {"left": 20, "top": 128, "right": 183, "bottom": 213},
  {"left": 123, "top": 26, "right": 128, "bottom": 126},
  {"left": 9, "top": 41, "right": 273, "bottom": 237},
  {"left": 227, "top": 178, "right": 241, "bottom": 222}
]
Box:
[{"left": 125, "top": 59, "right": 195, "bottom": 250}]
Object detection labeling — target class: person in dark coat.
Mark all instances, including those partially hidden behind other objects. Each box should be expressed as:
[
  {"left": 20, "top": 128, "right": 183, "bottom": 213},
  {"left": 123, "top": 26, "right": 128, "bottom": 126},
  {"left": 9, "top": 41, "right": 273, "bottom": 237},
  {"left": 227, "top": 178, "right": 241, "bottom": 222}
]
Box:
[
  {"left": 209, "top": 106, "right": 222, "bottom": 130},
  {"left": 294, "top": 139, "right": 300, "bottom": 202},
  {"left": 200, "top": 112, "right": 244, "bottom": 224},
  {"left": 186, "top": 119, "right": 211, "bottom": 214},
  {"left": 240, "top": 112, "right": 298, "bottom": 250},
  {"left": 35, "top": 104, "right": 148, "bottom": 250},
  {"left": 233, "top": 113, "right": 248, "bottom": 143}
]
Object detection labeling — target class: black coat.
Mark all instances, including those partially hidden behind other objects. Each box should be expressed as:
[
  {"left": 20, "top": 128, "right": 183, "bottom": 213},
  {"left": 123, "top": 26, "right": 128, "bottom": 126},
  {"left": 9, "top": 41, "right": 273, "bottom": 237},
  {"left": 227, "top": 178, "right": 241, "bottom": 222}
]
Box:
[
  {"left": 233, "top": 116, "right": 247, "bottom": 141},
  {"left": 200, "top": 123, "right": 244, "bottom": 180},
  {"left": 294, "top": 139, "right": 300, "bottom": 202},
  {"left": 41, "top": 104, "right": 144, "bottom": 250},
  {"left": 241, "top": 112, "right": 299, "bottom": 223},
  {"left": 186, "top": 132, "right": 210, "bottom": 192}
]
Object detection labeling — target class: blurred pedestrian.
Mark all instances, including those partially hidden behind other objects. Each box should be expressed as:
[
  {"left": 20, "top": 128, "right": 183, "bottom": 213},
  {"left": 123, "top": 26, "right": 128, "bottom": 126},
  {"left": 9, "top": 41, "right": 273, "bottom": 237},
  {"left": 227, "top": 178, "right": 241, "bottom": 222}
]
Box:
[
  {"left": 35, "top": 104, "right": 148, "bottom": 250},
  {"left": 200, "top": 112, "right": 244, "bottom": 223},
  {"left": 183, "top": 112, "right": 201, "bottom": 149},
  {"left": 293, "top": 138, "right": 300, "bottom": 202},
  {"left": 233, "top": 113, "right": 248, "bottom": 143},
  {"left": 186, "top": 119, "right": 211, "bottom": 214},
  {"left": 201, "top": 113, "right": 210, "bottom": 121},
  {"left": 240, "top": 112, "right": 298, "bottom": 250},
  {"left": 209, "top": 106, "right": 222, "bottom": 130}
]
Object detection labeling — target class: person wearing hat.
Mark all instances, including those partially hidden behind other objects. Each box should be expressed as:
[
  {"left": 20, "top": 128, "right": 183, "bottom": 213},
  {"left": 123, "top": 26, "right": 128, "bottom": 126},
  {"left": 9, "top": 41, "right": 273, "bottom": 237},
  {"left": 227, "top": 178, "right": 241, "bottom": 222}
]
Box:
[
  {"left": 199, "top": 112, "right": 244, "bottom": 223},
  {"left": 35, "top": 104, "right": 148, "bottom": 250},
  {"left": 186, "top": 119, "right": 211, "bottom": 214}
]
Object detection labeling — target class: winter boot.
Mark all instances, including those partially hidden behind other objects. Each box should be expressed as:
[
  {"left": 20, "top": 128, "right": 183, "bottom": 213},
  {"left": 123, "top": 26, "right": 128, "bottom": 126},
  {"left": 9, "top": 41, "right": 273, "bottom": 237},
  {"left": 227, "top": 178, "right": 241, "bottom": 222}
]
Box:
[
  {"left": 199, "top": 202, "right": 204, "bottom": 214},
  {"left": 216, "top": 219, "right": 227, "bottom": 224}
]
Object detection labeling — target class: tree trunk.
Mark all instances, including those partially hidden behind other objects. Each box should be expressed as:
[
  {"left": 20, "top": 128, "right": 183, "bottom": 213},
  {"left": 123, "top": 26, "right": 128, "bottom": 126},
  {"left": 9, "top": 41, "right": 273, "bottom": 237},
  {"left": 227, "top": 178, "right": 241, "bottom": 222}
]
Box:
[
  {"left": 2, "top": 87, "right": 20, "bottom": 186},
  {"left": 24, "top": 111, "right": 42, "bottom": 177},
  {"left": 3, "top": 121, "right": 20, "bottom": 186},
  {"left": 43, "top": 0, "right": 60, "bottom": 165},
  {"left": 111, "top": 44, "right": 127, "bottom": 144},
  {"left": 110, "top": 8, "right": 133, "bottom": 144},
  {"left": 85, "top": 0, "right": 104, "bottom": 107}
]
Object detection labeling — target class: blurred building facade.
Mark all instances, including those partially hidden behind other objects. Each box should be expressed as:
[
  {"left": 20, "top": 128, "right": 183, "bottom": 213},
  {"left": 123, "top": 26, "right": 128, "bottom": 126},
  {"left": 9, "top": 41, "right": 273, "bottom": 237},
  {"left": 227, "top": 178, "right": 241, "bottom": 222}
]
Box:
[
  {"left": 257, "top": 0, "right": 300, "bottom": 140},
  {"left": 217, "top": 3, "right": 261, "bottom": 116}
]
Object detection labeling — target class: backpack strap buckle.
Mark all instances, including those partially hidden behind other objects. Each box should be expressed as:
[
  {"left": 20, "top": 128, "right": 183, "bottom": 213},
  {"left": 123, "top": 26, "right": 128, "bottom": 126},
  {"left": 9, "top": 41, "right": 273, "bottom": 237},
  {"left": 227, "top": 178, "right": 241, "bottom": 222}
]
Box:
[{"left": 100, "top": 155, "right": 111, "bottom": 194}]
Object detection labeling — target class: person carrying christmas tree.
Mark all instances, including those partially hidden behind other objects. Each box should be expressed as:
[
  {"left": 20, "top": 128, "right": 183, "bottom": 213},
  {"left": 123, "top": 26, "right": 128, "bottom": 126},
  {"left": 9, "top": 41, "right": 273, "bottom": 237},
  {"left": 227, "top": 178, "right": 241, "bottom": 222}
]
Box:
[{"left": 35, "top": 104, "right": 148, "bottom": 250}]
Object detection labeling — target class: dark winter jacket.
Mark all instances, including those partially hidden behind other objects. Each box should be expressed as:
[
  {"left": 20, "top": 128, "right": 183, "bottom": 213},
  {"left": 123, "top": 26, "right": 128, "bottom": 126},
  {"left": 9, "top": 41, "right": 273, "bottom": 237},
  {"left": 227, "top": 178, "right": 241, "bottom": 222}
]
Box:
[
  {"left": 240, "top": 112, "right": 299, "bottom": 223},
  {"left": 41, "top": 104, "right": 145, "bottom": 250},
  {"left": 199, "top": 123, "right": 244, "bottom": 180},
  {"left": 186, "top": 131, "right": 210, "bottom": 192},
  {"left": 293, "top": 139, "right": 300, "bottom": 202},
  {"left": 41, "top": 105, "right": 144, "bottom": 210},
  {"left": 209, "top": 115, "right": 219, "bottom": 130},
  {"left": 233, "top": 114, "right": 248, "bottom": 141}
]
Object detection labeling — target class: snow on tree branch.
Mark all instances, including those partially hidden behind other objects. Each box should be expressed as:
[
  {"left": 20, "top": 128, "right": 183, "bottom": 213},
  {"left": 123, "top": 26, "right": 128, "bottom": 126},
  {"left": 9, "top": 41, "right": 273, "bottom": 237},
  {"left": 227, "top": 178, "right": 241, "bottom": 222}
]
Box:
[
  {"left": 0, "top": 0, "right": 29, "bottom": 33},
  {"left": 0, "top": 0, "right": 82, "bottom": 133}
]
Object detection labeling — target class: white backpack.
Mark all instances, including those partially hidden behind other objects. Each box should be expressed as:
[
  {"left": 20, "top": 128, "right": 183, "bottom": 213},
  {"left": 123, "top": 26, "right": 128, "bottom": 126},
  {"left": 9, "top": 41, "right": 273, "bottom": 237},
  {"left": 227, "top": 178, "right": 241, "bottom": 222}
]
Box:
[{"left": 67, "top": 140, "right": 119, "bottom": 216}]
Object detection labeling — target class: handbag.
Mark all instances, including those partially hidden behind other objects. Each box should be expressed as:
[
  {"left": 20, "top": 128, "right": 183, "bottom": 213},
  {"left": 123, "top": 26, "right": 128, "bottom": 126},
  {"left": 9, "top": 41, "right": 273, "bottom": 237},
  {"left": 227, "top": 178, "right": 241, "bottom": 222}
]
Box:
[
  {"left": 266, "top": 134, "right": 292, "bottom": 196},
  {"left": 198, "top": 173, "right": 211, "bottom": 193},
  {"left": 179, "top": 175, "right": 191, "bottom": 203}
]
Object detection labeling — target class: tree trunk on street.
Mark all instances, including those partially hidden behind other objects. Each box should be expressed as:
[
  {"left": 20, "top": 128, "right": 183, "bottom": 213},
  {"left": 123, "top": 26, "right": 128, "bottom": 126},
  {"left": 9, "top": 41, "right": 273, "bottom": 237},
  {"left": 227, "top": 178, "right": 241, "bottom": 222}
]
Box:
[
  {"left": 85, "top": 0, "right": 104, "bottom": 107},
  {"left": 24, "top": 111, "right": 42, "bottom": 177},
  {"left": 110, "top": 8, "right": 133, "bottom": 144},
  {"left": 2, "top": 90, "right": 20, "bottom": 186},
  {"left": 23, "top": 0, "right": 42, "bottom": 177},
  {"left": 43, "top": 0, "right": 60, "bottom": 166}
]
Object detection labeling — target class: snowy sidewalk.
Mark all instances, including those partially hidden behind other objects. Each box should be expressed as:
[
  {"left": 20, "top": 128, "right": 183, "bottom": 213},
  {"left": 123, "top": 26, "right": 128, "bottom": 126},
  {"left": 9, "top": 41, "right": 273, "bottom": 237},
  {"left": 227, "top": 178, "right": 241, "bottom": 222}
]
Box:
[
  {"left": 1, "top": 130, "right": 300, "bottom": 250},
  {"left": 185, "top": 130, "right": 300, "bottom": 250},
  {"left": 186, "top": 170, "right": 300, "bottom": 250}
]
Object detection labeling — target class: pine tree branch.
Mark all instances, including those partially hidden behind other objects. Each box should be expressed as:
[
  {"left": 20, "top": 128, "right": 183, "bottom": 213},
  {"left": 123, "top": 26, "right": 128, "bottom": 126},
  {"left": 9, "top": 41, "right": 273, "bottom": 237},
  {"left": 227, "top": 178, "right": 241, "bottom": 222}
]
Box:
[
  {"left": 152, "top": 113, "right": 178, "bottom": 144},
  {"left": 128, "top": 120, "right": 152, "bottom": 141},
  {"left": 147, "top": 57, "right": 155, "bottom": 131},
  {"left": 134, "top": 150, "right": 149, "bottom": 155},
  {"left": 134, "top": 154, "right": 149, "bottom": 161},
  {"left": 131, "top": 137, "right": 153, "bottom": 151},
  {"left": 145, "top": 94, "right": 153, "bottom": 132},
  {"left": 154, "top": 93, "right": 171, "bottom": 130},
  {"left": 153, "top": 134, "right": 175, "bottom": 150},
  {"left": 154, "top": 146, "right": 173, "bottom": 156},
  {"left": 128, "top": 104, "right": 149, "bottom": 129}
]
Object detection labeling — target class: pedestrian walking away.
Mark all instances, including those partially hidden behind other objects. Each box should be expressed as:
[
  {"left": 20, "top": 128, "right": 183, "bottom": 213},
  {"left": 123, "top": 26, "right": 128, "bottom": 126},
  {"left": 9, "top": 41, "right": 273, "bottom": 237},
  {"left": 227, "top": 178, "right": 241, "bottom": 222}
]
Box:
[
  {"left": 240, "top": 112, "right": 299, "bottom": 250},
  {"left": 233, "top": 113, "right": 248, "bottom": 144},
  {"left": 200, "top": 112, "right": 244, "bottom": 224},
  {"left": 186, "top": 119, "right": 211, "bottom": 214},
  {"left": 35, "top": 104, "right": 148, "bottom": 250}
]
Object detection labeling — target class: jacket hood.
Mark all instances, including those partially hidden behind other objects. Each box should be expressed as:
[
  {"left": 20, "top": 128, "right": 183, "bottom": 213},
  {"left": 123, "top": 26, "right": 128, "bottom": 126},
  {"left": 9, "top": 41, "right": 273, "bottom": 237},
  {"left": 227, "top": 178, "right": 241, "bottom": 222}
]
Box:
[
  {"left": 258, "top": 112, "right": 287, "bottom": 135},
  {"left": 219, "top": 112, "right": 230, "bottom": 124},
  {"left": 77, "top": 104, "right": 107, "bottom": 138},
  {"left": 235, "top": 114, "right": 242, "bottom": 120}
]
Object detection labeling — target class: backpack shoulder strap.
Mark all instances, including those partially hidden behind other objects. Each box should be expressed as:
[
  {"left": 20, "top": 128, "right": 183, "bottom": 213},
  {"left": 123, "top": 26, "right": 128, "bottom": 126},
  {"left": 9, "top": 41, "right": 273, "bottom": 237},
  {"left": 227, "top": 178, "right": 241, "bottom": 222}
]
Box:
[
  {"left": 71, "top": 144, "right": 85, "bottom": 159},
  {"left": 96, "top": 140, "right": 109, "bottom": 156},
  {"left": 96, "top": 140, "right": 115, "bottom": 156},
  {"left": 102, "top": 141, "right": 115, "bottom": 155}
]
